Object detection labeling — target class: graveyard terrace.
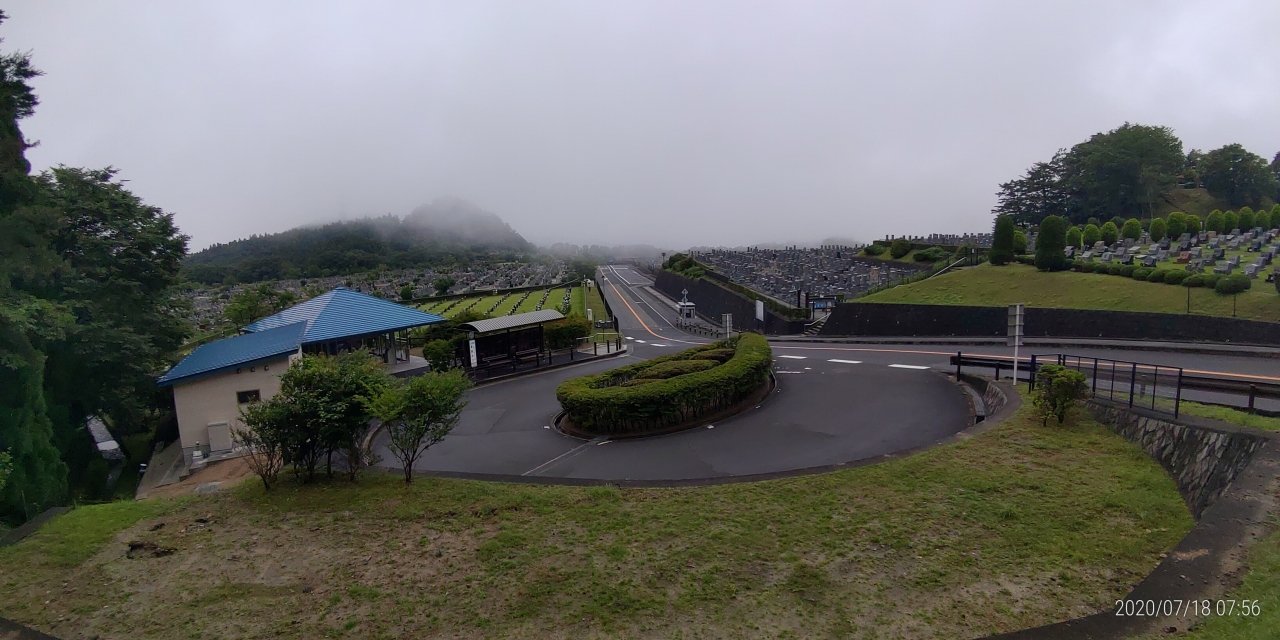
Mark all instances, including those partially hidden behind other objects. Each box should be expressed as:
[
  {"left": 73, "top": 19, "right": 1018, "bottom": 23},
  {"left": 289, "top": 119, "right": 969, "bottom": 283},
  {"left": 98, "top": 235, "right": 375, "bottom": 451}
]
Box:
[
  {"left": 181, "top": 260, "right": 569, "bottom": 329},
  {"left": 1082, "top": 227, "right": 1279, "bottom": 281},
  {"left": 692, "top": 246, "right": 932, "bottom": 302}
]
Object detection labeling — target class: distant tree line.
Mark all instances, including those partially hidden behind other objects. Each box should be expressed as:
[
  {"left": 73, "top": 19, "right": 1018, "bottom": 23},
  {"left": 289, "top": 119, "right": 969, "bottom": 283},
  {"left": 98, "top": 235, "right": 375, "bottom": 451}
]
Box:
[
  {"left": 182, "top": 217, "right": 531, "bottom": 285},
  {"left": 1, "top": 15, "right": 189, "bottom": 522},
  {"left": 994, "top": 123, "right": 1279, "bottom": 225}
]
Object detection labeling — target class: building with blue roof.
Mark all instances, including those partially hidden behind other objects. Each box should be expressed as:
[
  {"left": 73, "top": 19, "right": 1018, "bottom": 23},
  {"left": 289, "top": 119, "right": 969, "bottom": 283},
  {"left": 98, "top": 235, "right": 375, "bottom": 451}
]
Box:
[{"left": 159, "top": 287, "right": 446, "bottom": 467}]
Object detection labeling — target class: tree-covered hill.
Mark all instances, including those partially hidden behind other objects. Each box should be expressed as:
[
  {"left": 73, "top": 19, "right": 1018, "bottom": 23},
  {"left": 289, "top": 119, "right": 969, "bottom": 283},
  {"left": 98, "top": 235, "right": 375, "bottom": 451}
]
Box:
[{"left": 183, "top": 198, "right": 532, "bottom": 284}]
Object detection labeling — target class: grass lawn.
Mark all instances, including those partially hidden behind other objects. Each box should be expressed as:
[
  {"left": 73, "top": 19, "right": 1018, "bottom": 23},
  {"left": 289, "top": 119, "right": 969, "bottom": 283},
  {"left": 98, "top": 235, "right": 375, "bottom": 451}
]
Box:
[
  {"left": 0, "top": 405, "right": 1195, "bottom": 639},
  {"left": 862, "top": 263, "right": 1280, "bottom": 322}
]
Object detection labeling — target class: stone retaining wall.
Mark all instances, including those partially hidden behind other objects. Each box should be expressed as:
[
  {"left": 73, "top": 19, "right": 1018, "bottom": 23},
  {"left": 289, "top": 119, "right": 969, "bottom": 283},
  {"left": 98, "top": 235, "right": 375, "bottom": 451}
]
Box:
[{"left": 1087, "top": 401, "right": 1271, "bottom": 519}]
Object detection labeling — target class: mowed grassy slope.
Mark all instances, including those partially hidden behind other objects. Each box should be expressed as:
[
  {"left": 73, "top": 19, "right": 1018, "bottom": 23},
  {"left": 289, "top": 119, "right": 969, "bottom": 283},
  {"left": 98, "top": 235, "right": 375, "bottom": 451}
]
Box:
[
  {"left": 0, "top": 406, "right": 1192, "bottom": 640},
  {"left": 862, "top": 263, "right": 1280, "bottom": 322}
]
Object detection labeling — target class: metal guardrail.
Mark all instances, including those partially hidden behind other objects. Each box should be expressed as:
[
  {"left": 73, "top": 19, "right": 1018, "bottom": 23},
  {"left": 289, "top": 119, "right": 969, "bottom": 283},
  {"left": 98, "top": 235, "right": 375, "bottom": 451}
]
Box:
[{"left": 951, "top": 352, "right": 1280, "bottom": 419}]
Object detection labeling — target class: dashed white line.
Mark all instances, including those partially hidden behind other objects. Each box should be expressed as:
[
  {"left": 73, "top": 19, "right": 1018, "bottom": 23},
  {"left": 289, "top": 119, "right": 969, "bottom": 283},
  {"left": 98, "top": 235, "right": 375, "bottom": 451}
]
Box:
[
  {"left": 888, "top": 364, "right": 930, "bottom": 370},
  {"left": 828, "top": 359, "right": 862, "bottom": 364},
  {"left": 778, "top": 355, "right": 807, "bottom": 360},
  {"left": 650, "top": 343, "right": 669, "bottom": 347},
  {"left": 634, "top": 339, "right": 647, "bottom": 343}
]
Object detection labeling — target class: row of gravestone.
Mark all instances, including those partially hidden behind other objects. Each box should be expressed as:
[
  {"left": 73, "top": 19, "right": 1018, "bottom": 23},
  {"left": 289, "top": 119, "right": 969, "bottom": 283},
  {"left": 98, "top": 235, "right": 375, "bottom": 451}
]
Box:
[
  {"left": 694, "top": 247, "right": 925, "bottom": 303},
  {"left": 1071, "top": 228, "right": 1279, "bottom": 280}
]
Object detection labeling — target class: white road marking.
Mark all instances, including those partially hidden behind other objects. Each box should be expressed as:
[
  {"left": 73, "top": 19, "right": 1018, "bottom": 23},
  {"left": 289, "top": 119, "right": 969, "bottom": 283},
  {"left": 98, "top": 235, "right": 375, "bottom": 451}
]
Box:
[
  {"left": 778, "top": 355, "right": 807, "bottom": 359},
  {"left": 522, "top": 438, "right": 604, "bottom": 476},
  {"left": 889, "top": 364, "right": 930, "bottom": 370},
  {"left": 775, "top": 371, "right": 805, "bottom": 374},
  {"left": 650, "top": 343, "right": 669, "bottom": 347},
  {"left": 625, "top": 337, "right": 634, "bottom": 341},
  {"left": 828, "top": 359, "right": 862, "bottom": 364},
  {"left": 634, "top": 339, "right": 647, "bottom": 343}
]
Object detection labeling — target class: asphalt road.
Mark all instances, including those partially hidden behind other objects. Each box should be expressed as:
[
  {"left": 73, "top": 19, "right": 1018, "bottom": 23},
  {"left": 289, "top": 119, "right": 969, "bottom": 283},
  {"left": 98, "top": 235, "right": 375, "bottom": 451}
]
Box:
[{"left": 372, "top": 265, "right": 1279, "bottom": 483}]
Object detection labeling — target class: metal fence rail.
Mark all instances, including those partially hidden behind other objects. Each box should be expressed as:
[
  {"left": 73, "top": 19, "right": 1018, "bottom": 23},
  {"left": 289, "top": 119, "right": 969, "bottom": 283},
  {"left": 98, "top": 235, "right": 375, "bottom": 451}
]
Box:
[{"left": 950, "top": 352, "right": 1280, "bottom": 419}]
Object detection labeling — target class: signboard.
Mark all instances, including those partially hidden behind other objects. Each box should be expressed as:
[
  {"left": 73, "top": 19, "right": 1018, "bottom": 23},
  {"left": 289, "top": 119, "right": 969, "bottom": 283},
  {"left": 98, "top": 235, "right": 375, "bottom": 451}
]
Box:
[
  {"left": 722, "top": 313, "right": 733, "bottom": 338},
  {"left": 810, "top": 297, "right": 837, "bottom": 310},
  {"left": 755, "top": 300, "right": 764, "bottom": 322},
  {"left": 468, "top": 339, "right": 478, "bottom": 369},
  {"left": 1007, "top": 304, "right": 1024, "bottom": 347}
]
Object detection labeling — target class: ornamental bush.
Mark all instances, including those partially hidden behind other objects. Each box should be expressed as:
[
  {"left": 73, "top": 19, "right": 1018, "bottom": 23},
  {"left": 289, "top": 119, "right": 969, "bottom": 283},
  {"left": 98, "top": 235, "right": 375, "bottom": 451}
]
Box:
[
  {"left": 1163, "top": 270, "right": 1189, "bottom": 285},
  {"left": 1108, "top": 264, "right": 1124, "bottom": 276},
  {"left": 1035, "top": 215, "right": 1068, "bottom": 271},
  {"left": 1206, "top": 210, "right": 1225, "bottom": 233},
  {"left": 1182, "top": 274, "right": 1206, "bottom": 288},
  {"left": 989, "top": 215, "right": 1015, "bottom": 265},
  {"left": 1119, "top": 265, "right": 1137, "bottom": 277},
  {"left": 889, "top": 238, "right": 912, "bottom": 259},
  {"left": 1257, "top": 209, "right": 1272, "bottom": 230},
  {"left": 1101, "top": 221, "right": 1119, "bottom": 244},
  {"left": 1203, "top": 274, "right": 1222, "bottom": 289},
  {"left": 1121, "top": 218, "right": 1142, "bottom": 240},
  {"left": 1032, "top": 364, "right": 1089, "bottom": 426},
  {"left": 1082, "top": 224, "right": 1102, "bottom": 247},
  {"left": 1223, "top": 210, "right": 1239, "bottom": 232},
  {"left": 544, "top": 315, "right": 592, "bottom": 349},
  {"left": 690, "top": 348, "right": 735, "bottom": 363},
  {"left": 863, "top": 243, "right": 886, "bottom": 256},
  {"left": 1215, "top": 274, "right": 1251, "bottom": 295},
  {"left": 635, "top": 359, "right": 719, "bottom": 380},
  {"left": 1185, "top": 214, "right": 1202, "bottom": 235},
  {"left": 557, "top": 334, "right": 772, "bottom": 436},
  {"left": 1066, "top": 226, "right": 1082, "bottom": 248},
  {"left": 1131, "top": 267, "right": 1152, "bottom": 280},
  {"left": 913, "top": 246, "right": 950, "bottom": 262},
  {"left": 1238, "top": 207, "right": 1255, "bottom": 230},
  {"left": 1078, "top": 261, "right": 1095, "bottom": 273},
  {"left": 1167, "top": 212, "right": 1187, "bottom": 239},
  {"left": 1146, "top": 269, "right": 1168, "bottom": 282},
  {"left": 1148, "top": 217, "right": 1167, "bottom": 241}
]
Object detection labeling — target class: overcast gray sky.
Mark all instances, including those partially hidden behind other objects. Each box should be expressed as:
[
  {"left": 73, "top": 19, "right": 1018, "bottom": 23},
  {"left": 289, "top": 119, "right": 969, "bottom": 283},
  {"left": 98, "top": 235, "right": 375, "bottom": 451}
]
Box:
[{"left": 8, "top": 1, "right": 1279, "bottom": 251}]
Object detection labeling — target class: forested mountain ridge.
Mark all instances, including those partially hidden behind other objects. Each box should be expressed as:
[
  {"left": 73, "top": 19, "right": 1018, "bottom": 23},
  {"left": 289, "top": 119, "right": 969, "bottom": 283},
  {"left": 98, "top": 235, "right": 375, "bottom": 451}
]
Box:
[{"left": 183, "top": 198, "right": 532, "bottom": 284}]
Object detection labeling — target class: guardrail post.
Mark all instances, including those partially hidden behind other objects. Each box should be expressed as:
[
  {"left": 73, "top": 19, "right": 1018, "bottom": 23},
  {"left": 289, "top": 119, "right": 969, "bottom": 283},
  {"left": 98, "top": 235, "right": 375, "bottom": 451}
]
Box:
[
  {"left": 594, "top": 341, "right": 598, "bottom": 356},
  {"left": 1128, "top": 363, "right": 1138, "bottom": 408},
  {"left": 1249, "top": 385, "right": 1258, "bottom": 414},
  {"left": 994, "top": 361, "right": 1001, "bottom": 380},
  {"left": 1029, "top": 355, "right": 1037, "bottom": 390},
  {"left": 1092, "top": 358, "right": 1098, "bottom": 395},
  {"left": 1173, "top": 369, "right": 1182, "bottom": 419},
  {"left": 955, "top": 351, "right": 962, "bottom": 380}
]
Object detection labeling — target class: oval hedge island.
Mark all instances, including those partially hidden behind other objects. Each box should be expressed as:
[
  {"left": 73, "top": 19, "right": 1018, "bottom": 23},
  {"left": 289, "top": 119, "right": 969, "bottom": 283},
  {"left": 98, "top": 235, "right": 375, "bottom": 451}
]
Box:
[{"left": 555, "top": 333, "right": 774, "bottom": 437}]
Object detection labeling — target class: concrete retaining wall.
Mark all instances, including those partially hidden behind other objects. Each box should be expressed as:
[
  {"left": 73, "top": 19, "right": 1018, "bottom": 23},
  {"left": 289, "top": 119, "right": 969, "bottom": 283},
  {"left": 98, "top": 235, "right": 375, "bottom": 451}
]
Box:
[
  {"left": 1086, "top": 401, "right": 1271, "bottom": 519},
  {"left": 653, "top": 271, "right": 807, "bottom": 334},
  {"left": 818, "top": 302, "right": 1280, "bottom": 346}
]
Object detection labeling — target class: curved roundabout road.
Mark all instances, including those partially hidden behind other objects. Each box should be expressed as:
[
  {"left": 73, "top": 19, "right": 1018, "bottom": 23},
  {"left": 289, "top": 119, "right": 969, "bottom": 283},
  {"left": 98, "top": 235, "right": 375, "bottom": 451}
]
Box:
[{"left": 374, "top": 264, "right": 1280, "bottom": 484}]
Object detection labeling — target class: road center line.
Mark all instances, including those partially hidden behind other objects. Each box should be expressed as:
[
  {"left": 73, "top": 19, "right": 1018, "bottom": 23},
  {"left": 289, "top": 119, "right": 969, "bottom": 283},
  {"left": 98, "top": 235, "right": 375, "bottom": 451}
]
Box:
[{"left": 889, "top": 364, "right": 930, "bottom": 370}]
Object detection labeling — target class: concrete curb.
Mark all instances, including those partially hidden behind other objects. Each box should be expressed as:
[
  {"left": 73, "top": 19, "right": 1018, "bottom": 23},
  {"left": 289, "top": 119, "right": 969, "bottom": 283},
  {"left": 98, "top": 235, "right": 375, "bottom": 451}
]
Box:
[{"left": 767, "top": 335, "right": 1280, "bottom": 358}]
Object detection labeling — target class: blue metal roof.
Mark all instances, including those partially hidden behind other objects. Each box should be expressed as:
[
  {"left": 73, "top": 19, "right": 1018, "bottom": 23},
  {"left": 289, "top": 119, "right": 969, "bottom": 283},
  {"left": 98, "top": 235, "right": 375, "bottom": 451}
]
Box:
[
  {"left": 158, "top": 322, "right": 306, "bottom": 386},
  {"left": 242, "top": 287, "right": 446, "bottom": 344}
]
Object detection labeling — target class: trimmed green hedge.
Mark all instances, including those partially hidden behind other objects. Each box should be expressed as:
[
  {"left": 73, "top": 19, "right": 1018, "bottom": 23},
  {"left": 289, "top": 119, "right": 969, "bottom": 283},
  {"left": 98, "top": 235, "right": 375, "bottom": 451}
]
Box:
[
  {"left": 635, "top": 359, "right": 719, "bottom": 380},
  {"left": 690, "top": 348, "right": 735, "bottom": 363},
  {"left": 556, "top": 333, "right": 772, "bottom": 436}
]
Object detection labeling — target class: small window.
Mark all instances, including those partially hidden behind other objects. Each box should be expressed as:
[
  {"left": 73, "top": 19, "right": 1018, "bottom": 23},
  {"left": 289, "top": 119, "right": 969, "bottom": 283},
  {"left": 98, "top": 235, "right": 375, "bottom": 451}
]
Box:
[{"left": 236, "top": 390, "right": 261, "bottom": 404}]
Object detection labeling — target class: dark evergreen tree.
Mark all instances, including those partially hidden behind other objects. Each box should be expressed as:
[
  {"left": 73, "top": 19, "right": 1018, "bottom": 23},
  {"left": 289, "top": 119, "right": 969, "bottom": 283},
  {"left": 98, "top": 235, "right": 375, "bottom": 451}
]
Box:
[
  {"left": 989, "top": 215, "right": 1014, "bottom": 265},
  {"left": 1035, "top": 216, "right": 1068, "bottom": 271},
  {"left": 0, "top": 13, "right": 68, "bottom": 520},
  {"left": 1199, "top": 144, "right": 1278, "bottom": 207}
]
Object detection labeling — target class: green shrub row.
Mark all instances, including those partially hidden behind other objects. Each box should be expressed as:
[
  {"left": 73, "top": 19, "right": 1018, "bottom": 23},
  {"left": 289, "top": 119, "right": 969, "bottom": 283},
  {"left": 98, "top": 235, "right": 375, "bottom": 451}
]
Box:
[
  {"left": 635, "top": 359, "right": 719, "bottom": 380},
  {"left": 556, "top": 333, "right": 772, "bottom": 436},
  {"left": 1068, "top": 260, "right": 1252, "bottom": 292}
]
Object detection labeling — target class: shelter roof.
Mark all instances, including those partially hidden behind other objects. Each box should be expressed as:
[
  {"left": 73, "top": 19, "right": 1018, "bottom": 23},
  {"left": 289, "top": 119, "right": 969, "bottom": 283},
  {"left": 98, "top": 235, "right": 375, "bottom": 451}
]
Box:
[
  {"left": 243, "top": 287, "right": 446, "bottom": 343},
  {"left": 458, "top": 309, "right": 565, "bottom": 335},
  {"left": 158, "top": 321, "right": 306, "bottom": 386}
]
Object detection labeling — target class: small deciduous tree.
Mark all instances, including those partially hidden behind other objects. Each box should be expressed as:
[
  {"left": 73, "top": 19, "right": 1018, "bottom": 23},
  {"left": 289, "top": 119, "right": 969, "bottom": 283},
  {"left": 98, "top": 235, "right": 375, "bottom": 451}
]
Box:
[
  {"left": 1121, "top": 218, "right": 1142, "bottom": 240},
  {"left": 1101, "top": 221, "right": 1119, "bottom": 244},
  {"left": 236, "top": 398, "right": 289, "bottom": 490},
  {"left": 1205, "top": 210, "right": 1225, "bottom": 233},
  {"left": 1184, "top": 214, "right": 1201, "bottom": 236},
  {"left": 1034, "top": 216, "right": 1067, "bottom": 271},
  {"left": 1148, "top": 217, "right": 1167, "bottom": 241},
  {"left": 1256, "top": 208, "right": 1271, "bottom": 231},
  {"left": 432, "top": 276, "right": 456, "bottom": 296},
  {"left": 1032, "top": 364, "right": 1089, "bottom": 426},
  {"left": 1237, "top": 207, "right": 1255, "bottom": 230},
  {"left": 1271, "top": 204, "right": 1280, "bottom": 228},
  {"left": 399, "top": 285, "right": 414, "bottom": 301},
  {"left": 368, "top": 370, "right": 471, "bottom": 483},
  {"left": 1013, "top": 230, "right": 1028, "bottom": 254},
  {"left": 1065, "top": 226, "right": 1082, "bottom": 248},
  {"left": 423, "top": 339, "right": 455, "bottom": 371},
  {"left": 989, "top": 215, "right": 1015, "bottom": 265},
  {"left": 1223, "top": 210, "right": 1240, "bottom": 232},
  {"left": 1081, "top": 223, "right": 1101, "bottom": 247},
  {"left": 1167, "top": 212, "right": 1187, "bottom": 239}
]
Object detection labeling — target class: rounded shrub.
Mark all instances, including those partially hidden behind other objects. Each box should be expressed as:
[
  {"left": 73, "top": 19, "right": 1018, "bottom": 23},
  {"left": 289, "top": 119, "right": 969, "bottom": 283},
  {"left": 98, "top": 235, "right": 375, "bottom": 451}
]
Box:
[
  {"left": 1182, "top": 274, "right": 1206, "bottom": 288},
  {"left": 1149, "top": 217, "right": 1167, "bottom": 241},
  {"left": 889, "top": 238, "right": 912, "bottom": 259},
  {"left": 1101, "top": 221, "right": 1120, "bottom": 244},
  {"left": 1082, "top": 224, "right": 1102, "bottom": 247},
  {"left": 1215, "top": 274, "right": 1251, "bottom": 295},
  {"left": 1078, "top": 261, "right": 1096, "bottom": 273},
  {"left": 1119, "top": 265, "right": 1137, "bottom": 277},
  {"left": 1203, "top": 274, "right": 1222, "bottom": 289},
  {"left": 1163, "top": 270, "right": 1189, "bottom": 285},
  {"left": 557, "top": 334, "right": 772, "bottom": 436},
  {"left": 1146, "top": 269, "right": 1168, "bottom": 282},
  {"left": 863, "top": 243, "right": 886, "bottom": 256},
  {"left": 913, "top": 246, "right": 950, "bottom": 262},
  {"left": 1108, "top": 264, "right": 1125, "bottom": 276},
  {"left": 1131, "top": 267, "right": 1152, "bottom": 280}
]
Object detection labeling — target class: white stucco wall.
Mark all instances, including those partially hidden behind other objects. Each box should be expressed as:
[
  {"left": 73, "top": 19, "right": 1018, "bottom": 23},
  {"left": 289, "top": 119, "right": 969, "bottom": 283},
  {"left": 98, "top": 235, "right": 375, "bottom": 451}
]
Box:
[{"left": 172, "top": 356, "right": 289, "bottom": 462}]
